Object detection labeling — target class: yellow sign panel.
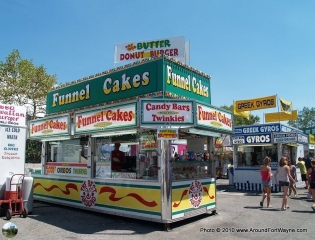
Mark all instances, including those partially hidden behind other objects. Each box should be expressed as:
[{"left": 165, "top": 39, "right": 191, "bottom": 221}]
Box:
[
  {"left": 265, "top": 110, "right": 298, "bottom": 122},
  {"left": 234, "top": 95, "right": 276, "bottom": 112},
  {"left": 233, "top": 103, "right": 250, "bottom": 119},
  {"left": 310, "top": 134, "right": 315, "bottom": 144}
]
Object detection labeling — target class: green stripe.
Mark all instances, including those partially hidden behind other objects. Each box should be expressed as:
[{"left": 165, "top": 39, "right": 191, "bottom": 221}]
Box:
[
  {"left": 33, "top": 176, "right": 161, "bottom": 189},
  {"left": 172, "top": 202, "right": 216, "bottom": 215},
  {"left": 95, "top": 203, "right": 161, "bottom": 216},
  {"left": 172, "top": 181, "right": 215, "bottom": 189},
  {"left": 34, "top": 193, "right": 161, "bottom": 216}
]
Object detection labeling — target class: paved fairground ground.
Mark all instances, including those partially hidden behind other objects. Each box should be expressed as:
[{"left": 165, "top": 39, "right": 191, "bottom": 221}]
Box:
[{"left": 1, "top": 179, "right": 314, "bottom": 240}]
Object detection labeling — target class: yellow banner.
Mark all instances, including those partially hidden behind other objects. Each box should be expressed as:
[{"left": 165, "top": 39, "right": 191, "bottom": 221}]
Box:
[
  {"left": 279, "top": 98, "right": 292, "bottom": 112},
  {"left": 233, "top": 103, "right": 250, "bottom": 119},
  {"left": 310, "top": 134, "right": 315, "bottom": 144},
  {"left": 265, "top": 110, "right": 298, "bottom": 122},
  {"left": 234, "top": 95, "right": 276, "bottom": 112}
]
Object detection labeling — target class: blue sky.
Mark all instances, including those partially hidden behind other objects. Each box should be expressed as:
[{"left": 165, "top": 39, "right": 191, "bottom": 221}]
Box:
[{"left": 1, "top": 1, "right": 314, "bottom": 122}]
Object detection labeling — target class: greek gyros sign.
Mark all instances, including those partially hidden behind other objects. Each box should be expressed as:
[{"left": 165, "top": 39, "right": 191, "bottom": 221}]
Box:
[
  {"left": 232, "top": 133, "right": 272, "bottom": 145},
  {"left": 272, "top": 132, "right": 298, "bottom": 143}
]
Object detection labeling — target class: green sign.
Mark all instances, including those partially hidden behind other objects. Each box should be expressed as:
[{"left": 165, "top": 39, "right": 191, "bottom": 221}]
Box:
[
  {"left": 301, "top": 127, "right": 315, "bottom": 135},
  {"left": 46, "top": 56, "right": 211, "bottom": 115},
  {"left": 163, "top": 59, "right": 211, "bottom": 104},
  {"left": 46, "top": 60, "right": 162, "bottom": 114}
]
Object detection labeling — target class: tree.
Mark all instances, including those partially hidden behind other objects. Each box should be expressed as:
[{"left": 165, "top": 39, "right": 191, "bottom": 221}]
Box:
[
  {"left": 287, "top": 107, "right": 315, "bottom": 129},
  {"left": 0, "top": 49, "right": 57, "bottom": 163},
  {"left": 0, "top": 49, "right": 57, "bottom": 118},
  {"left": 220, "top": 104, "right": 260, "bottom": 126}
]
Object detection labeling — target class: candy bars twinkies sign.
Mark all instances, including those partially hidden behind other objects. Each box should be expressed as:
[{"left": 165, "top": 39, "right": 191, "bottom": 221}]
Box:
[
  {"left": 196, "top": 103, "right": 232, "bottom": 133},
  {"left": 29, "top": 114, "right": 70, "bottom": 138},
  {"left": 114, "top": 36, "right": 185, "bottom": 63},
  {"left": 141, "top": 100, "right": 194, "bottom": 125},
  {"left": 74, "top": 103, "right": 137, "bottom": 134}
]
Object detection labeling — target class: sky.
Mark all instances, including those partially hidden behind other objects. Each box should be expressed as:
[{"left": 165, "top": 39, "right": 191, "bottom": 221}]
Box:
[{"left": 1, "top": 0, "right": 314, "bottom": 123}]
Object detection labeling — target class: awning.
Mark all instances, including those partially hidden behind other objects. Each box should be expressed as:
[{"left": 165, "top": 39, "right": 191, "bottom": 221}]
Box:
[
  {"left": 40, "top": 136, "right": 71, "bottom": 142},
  {"left": 188, "top": 128, "right": 221, "bottom": 137},
  {"left": 284, "top": 143, "right": 299, "bottom": 147}
]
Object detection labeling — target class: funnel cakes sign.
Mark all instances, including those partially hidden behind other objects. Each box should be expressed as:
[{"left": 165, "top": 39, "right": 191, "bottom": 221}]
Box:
[
  {"left": 141, "top": 99, "right": 194, "bottom": 126},
  {"left": 29, "top": 114, "right": 70, "bottom": 138},
  {"left": 196, "top": 103, "right": 232, "bottom": 133},
  {"left": 74, "top": 103, "right": 137, "bottom": 134}
]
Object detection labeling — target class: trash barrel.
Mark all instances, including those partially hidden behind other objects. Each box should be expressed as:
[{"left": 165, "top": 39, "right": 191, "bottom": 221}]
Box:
[{"left": 22, "top": 177, "right": 34, "bottom": 213}]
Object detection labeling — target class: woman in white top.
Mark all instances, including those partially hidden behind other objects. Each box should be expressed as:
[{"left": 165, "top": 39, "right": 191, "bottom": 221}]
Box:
[{"left": 274, "top": 157, "right": 295, "bottom": 210}]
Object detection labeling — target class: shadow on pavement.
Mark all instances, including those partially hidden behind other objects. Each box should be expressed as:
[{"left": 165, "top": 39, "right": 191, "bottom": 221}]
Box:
[{"left": 21, "top": 200, "right": 217, "bottom": 234}]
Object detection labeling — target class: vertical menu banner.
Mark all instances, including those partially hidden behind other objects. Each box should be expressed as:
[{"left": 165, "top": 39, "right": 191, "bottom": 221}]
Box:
[{"left": 0, "top": 104, "right": 27, "bottom": 183}]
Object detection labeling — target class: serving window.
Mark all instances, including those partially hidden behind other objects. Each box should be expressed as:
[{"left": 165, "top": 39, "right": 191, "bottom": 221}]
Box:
[
  {"left": 93, "top": 134, "right": 159, "bottom": 181},
  {"left": 47, "top": 137, "right": 88, "bottom": 163},
  {"left": 236, "top": 145, "right": 278, "bottom": 167}
]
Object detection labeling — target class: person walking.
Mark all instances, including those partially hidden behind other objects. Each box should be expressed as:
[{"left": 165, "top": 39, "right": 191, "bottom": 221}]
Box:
[
  {"left": 288, "top": 160, "right": 298, "bottom": 198},
  {"left": 307, "top": 159, "right": 315, "bottom": 212},
  {"left": 274, "top": 157, "right": 295, "bottom": 211},
  {"left": 260, "top": 157, "right": 273, "bottom": 208},
  {"left": 296, "top": 157, "right": 307, "bottom": 189}
]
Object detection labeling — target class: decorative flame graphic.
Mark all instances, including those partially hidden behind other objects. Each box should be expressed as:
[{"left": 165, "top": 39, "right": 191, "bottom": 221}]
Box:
[
  {"left": 34, "top": 183, "right": 78, "bottom": 195},
  {"left": 99, "top": 186, "right": 157, "bottom": 207},
  {"left": 202, "top": 187, "right": 215, "bottom": 199},
  {"left": 125, "top": 43, "right": 136, "bottom": 52},
  {"left": 172, "top": 186, "right": 215, "bottom": 208},
  {"left": 173, "top": 190, "right": 188, "bottom": 207}
]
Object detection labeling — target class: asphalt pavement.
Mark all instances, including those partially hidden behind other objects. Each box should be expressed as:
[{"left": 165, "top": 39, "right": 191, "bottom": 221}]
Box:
[{"left": 1, "top": 179, "right": 314, "bottom": 240}]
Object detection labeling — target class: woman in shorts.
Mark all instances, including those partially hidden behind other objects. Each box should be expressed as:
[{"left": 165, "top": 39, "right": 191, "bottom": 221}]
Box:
[
  {"left": 288, "top": 160, "right": 298, "bottom": 197},
  {"left": 274, "top": 157, "right": 295, "bottom": 210},
  {"left": 307, "top": 159, "right": 315, "bottom": 212},
  {"left": 260, "top": 157, "right": 273, "bottom": 207}
]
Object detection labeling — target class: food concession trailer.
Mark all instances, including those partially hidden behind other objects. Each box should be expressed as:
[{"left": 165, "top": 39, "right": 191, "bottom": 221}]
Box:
[{"left": 29, "top": 55, "right": 233, "bottom": 227}]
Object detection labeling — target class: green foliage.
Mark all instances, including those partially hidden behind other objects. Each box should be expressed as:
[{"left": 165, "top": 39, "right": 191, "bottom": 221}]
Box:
[
  {"left": 25, "top": 139, "right": 42, "bottom": 163},
  {"left": 0, "top": 49, "right": 57, "bottom": 163},
  {"left": 220, "top": 105, "right": 260, "bottom": 126},
  {"left": 0, "top": 49, "right": 57, "bottom": 119},
  {"left": 287, "top": 107, "right": 315, "bottom": 129}
]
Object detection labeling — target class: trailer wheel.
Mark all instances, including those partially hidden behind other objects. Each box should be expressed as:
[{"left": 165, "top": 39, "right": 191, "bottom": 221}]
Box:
[
  {"left": 22, "top": 208, "right": 28, "bottom": 218},
  {"left": 6, "top": 209, "right": 12, "bottom": 220}
]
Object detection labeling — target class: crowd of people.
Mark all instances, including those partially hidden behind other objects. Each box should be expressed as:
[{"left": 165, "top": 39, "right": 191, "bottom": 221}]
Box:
[{"left": 260, "top": 153, "right": 315, "bottom": 212}]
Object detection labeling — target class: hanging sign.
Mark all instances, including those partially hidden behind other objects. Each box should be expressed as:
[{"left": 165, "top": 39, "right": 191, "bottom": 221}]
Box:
[
  {"left": 29, "top": 114, "right": 70, "bottom": 138},
  {"left": 234, "top": 95, "right": 276, "bottom": 112},
  {"left": 74, "top": 103, "right": 137, "bottom": 134},
  {"left": 140, "top": 133, "right": 158, "bottom": 151},
  {"left": 196, "top": 103, "right": 232, "bottom": 133},
  {"left": 141, "top": 99, "right": 193, "bottom": 126},
  {"left": 157, "top": 128, "right": 179, "bottom": 140}
]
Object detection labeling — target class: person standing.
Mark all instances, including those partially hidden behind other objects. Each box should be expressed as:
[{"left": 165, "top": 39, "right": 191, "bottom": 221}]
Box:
[
  {"left": 307, "top": 159, "right": 315, "bottom": 212},
  {"left": 274, "top": 157, "right": 295, "bottom": 211},
  {"left": 288, "top": 160, "right": 297, "bottom": 197},
  {"left": 111, "top": 142, "right": 126, "bottom": 172},
  {"left": 296, "top": 157, "right": 307, "bottom": 189},
  {"left": 305, "top": 153, "right": 313, "bottom": 199},
  {"left": 260, "top": 157, "right": 273, "bottom": 208}
]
